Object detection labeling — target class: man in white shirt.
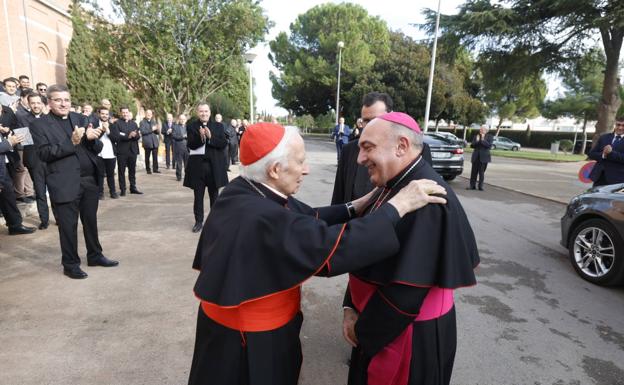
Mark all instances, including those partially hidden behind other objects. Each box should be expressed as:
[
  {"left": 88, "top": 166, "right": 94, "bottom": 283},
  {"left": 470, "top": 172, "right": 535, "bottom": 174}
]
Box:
[{"left": 96, "top": 106, "right": 119, "bottom": 199}]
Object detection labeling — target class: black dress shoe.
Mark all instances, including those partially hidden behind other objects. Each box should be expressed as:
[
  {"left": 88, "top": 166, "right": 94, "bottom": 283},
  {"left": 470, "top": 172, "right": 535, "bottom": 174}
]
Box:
[
  {"left": 192, "top": 222, "right": 203, "bottom": 233},
  {"left": 64, "top": 267, "right": 88, "bottom": 279},
  {"left": 130, "top": 189, "right": 143, "bottom": 194},
  {"left": 166, "top": 166, "right": 170, "bottom": 169},
  {"left": 176, "top": 176, "right": 181, "bottom": 181},
  {"left": 146, "top": 170, "right": 152, "bottom": 174},
  {"left": 154, "top": 170, "right": 161, "bottom": 174},
  {"left": 38, "top": 221, "right": 49, "bottom": 230},
  {"left": 478, "top": 186, "right": 484, "bottom": 191},
  {"left": 120, "top": 190, "right": 126, "bottom": 197},
  {"left": 8, "top": 224, "right": 37, "bottom": 235},
  {"left": 88, "top": 256, "right": 119, "bottom": 267},
  {"left": 110, "top": 192, "right": 120, "bottom": 199}
]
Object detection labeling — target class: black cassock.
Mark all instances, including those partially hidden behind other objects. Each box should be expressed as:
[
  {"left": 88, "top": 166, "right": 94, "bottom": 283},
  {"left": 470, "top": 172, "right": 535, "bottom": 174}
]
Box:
[
  {"left": 189, "top": 176, "right": 404, "bottom": 385},
  {"left": 345, "top": 157, "right": 480, "bottom": 385}
]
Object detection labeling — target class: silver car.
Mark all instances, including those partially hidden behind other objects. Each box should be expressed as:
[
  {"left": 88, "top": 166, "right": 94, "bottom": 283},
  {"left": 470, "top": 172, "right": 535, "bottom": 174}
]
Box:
[{"left": 492, "top": 136, "right": 521, "bottom": 151}]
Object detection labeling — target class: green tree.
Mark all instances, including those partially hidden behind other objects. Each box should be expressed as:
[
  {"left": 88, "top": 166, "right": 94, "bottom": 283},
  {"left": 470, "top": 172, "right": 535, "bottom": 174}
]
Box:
[
  {"left": 542, "top": 47, "right": 605, "bottom": 154},
  {"left": 83, "top": 0, "right": 269, "bottom": 119},
  {"left": 269, "top": 3, "right": 390, "bottom": 117},
  {"left": 479, "top": 55, "right": 547, "bottom": 136},
  {"left": 423, "top": 0, "right": 624, "bottom": 138},
  {"left": 66, "top": 4, "right": 135, "bottom": 113}
]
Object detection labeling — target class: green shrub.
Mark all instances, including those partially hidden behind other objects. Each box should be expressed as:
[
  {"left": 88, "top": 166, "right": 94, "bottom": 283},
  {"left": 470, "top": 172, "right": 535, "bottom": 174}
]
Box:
[{"left": 559, "top": 139, "right": 574, "bottom": 154}]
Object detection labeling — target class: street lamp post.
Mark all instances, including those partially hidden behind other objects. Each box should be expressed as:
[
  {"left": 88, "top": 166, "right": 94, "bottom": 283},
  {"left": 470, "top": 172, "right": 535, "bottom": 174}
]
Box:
[
  {"left": 244, "top": 52, "right": 257, "bottom": 124},
  {"left": 424, "top": 0, "right": 442, "bottom": 132},
  {"left": 335, "top": 41, "right": 345, "bottom": 125}
]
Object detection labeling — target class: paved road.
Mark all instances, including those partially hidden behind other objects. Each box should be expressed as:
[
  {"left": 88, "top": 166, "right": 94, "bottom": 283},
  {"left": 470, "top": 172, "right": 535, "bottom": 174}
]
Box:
[
  {"left": 1, "top": 139, "right": 623, "bottom": 384},
  {"left": 458, "top": 155, "right": 590, "bottom": 204}
]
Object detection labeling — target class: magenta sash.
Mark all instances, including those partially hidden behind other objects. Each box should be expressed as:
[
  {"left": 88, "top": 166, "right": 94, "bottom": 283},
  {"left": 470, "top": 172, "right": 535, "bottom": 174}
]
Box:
[{"left": 349, "top": 274, "right": 454, "bottom": 385}]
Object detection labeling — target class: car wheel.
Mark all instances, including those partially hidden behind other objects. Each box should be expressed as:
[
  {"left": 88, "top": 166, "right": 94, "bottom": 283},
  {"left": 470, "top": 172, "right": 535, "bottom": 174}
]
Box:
[
  {"left": 511, "top": 146, "right": 519, "bottom": 151},
  {"left": 491, "top": 144, "right": 496, "bottom": 150},
  {"left": 443, "top": 175, "right": 456, "bottom": 181},
  {"left": 568, "top": 218, "right": 624, "bottom": 286}
]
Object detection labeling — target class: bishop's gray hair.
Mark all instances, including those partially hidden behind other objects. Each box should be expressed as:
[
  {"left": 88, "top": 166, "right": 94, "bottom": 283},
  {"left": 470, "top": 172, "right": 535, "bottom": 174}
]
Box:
[
  {"left": 240, "top": 125, "right": 301, "bottom": 183},
  {"left": 388, "top": 122, "right": 423, "bottom": 150}
]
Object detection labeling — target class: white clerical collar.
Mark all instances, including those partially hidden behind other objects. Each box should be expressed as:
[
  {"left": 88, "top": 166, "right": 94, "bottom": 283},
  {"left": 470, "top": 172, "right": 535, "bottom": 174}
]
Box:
[{"left": 260, "top": 182, "right": 288, "bottom": 199}]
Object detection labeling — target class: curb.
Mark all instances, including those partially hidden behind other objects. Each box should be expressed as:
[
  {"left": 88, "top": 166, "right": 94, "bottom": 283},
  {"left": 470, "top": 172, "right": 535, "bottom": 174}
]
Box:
[{"left": 457, "top": 175, "right": 569, "bottom": 206}]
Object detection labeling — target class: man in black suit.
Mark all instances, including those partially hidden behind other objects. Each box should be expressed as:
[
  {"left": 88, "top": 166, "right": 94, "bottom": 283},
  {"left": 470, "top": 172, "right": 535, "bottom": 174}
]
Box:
[
  {"left": 110, "top": 106, "right": 143, "bottom": 196},
  {"left": 17, "top": 92, "right": 51, "bottom": 229},
  {"left": 30, "top": 84, "right": 118, "bottom": 279},
  {"left": 183, "top": 102, "right": 228, "bottom": 233},
  {"left": 139, "top": 109, "right": 160, "bottom": 174},
  {"left": 468, "top": 125, "right": 493, "bottom": 191},
  {"left": 331, "top": 92, "right": 433, "bottom": 204},
  {"left": 162, "top": 113, "right": 176, "bottom": 170},
  {"left": 589, "top": 116, "right": 624, "bottom": 186},
  {"left": 0, "top": 123, "right": 36, "bottom": 235}
]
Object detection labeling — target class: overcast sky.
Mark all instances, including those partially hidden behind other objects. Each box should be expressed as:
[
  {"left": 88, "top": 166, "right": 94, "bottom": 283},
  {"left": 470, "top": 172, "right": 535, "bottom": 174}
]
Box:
[{"left": 253, "top": 0, "right": 466, "bottom": 116}]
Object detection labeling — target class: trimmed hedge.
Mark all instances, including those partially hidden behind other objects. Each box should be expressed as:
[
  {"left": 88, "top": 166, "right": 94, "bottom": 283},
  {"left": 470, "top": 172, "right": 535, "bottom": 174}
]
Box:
[{"left": 436, "top": 127, "right": 580, "bottom": 149}]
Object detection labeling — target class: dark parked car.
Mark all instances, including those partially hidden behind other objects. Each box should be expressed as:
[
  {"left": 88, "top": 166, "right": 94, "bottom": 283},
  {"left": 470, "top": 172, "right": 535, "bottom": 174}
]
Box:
[
  {"left": 424, "top": 133, "right": 464, "bottom": 181},
  {"left": 428, "top": 131, "right": 468, "bottom": 148},
  {"left": 560, "top": 183, "right": 624, "bottom": 285}
]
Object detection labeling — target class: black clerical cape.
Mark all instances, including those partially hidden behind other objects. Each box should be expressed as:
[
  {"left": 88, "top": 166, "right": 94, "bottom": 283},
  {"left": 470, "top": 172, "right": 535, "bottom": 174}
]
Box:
[
  {"left": 189, "top": 176, "right": 404, "bottom": 385},
  {"left": 345, "top": 157, "right": 479, "bottom": 385}
]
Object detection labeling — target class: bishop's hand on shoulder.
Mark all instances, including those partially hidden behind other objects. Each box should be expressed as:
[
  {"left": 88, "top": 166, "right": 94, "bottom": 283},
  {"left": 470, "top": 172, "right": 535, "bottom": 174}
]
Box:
[{"left": 388, "top": 179, "right": 447, "bottom": 217}]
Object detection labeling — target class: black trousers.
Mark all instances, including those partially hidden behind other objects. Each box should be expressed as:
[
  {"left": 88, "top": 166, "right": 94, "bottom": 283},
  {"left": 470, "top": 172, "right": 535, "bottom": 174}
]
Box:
[
  {"left": 193, "top": 162, "right": 218, "bottom": 223},
  {"left": 25, "top": 162, "right": 50, "bottom": 223},
  {"left": 164, "top": 139, "right": 175, "bottom": 168},
  {"left": 174, "top": 142, "right": 189, "bottom": 180},
  {"left": 117, "top": 154, "right": 137, "bottom": 192},
  {"left": 98, "top": 158, "right": 117, "bottom": 195},
  {"left": 54, "top": 176, "right": 103, "bottom": 268},
  {"left": 0, "top": 170, "right": 23, "bottom": 228},
  {"left": 226, "top": 142, "right": 239, "bottom": 166},
  {"left": 144, "top": 147, "right": 159, "bottom": 172},
  {"left": 335, "top": 141, "right": 344, "bottom": 162},
  {"left": 469, "top": 161, "right": 488, "bottom": 189}
]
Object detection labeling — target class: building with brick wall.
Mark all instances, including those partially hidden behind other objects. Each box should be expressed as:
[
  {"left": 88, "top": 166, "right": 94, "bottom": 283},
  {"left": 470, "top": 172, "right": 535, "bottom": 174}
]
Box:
[{"left": 0, "top": 0, "right": 72, "bottom": 86}]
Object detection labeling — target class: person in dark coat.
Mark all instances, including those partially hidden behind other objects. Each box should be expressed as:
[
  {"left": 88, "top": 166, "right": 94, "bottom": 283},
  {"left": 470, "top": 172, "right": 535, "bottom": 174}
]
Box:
[
  {"left": 110, "top": 106, "right": 143, "bottom": 195},
  {"left": 172, "top": 114, "right": 189, "bottom": 181},
  {"left": 468, "top": 125, "right": 493, "bottom": 191},
  {"left": 589, "top": 116, "right": 624, "bottom": 186},
  {"left": 342, "top": 112, "right": 479, "bottom": 385},
  {"left": 17, "top": 92, "right": 51, "bottom": 228},
  {"left": 225, "top": 118, "right": 239, "bottom": 168},
  {"left": 139, "top": 109, "right": 160, "bottom": 174},
  {"left": 162, "top": 113, "right": 176, "bottom": 170},
  {"left": 95, "top": 106, "right": 119, "bottom": 199},
  {"left": 183, "top": 102, "right": 228, "bottom": 232},
  {"left": 0, "top": 120, "right": 35, "bottom": 235},
  {"left": 30, "top": 84, "right": 118, "bottom": 279},
  {"left": 188, "top": 122, "right": 448, "bottom": 385}
]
